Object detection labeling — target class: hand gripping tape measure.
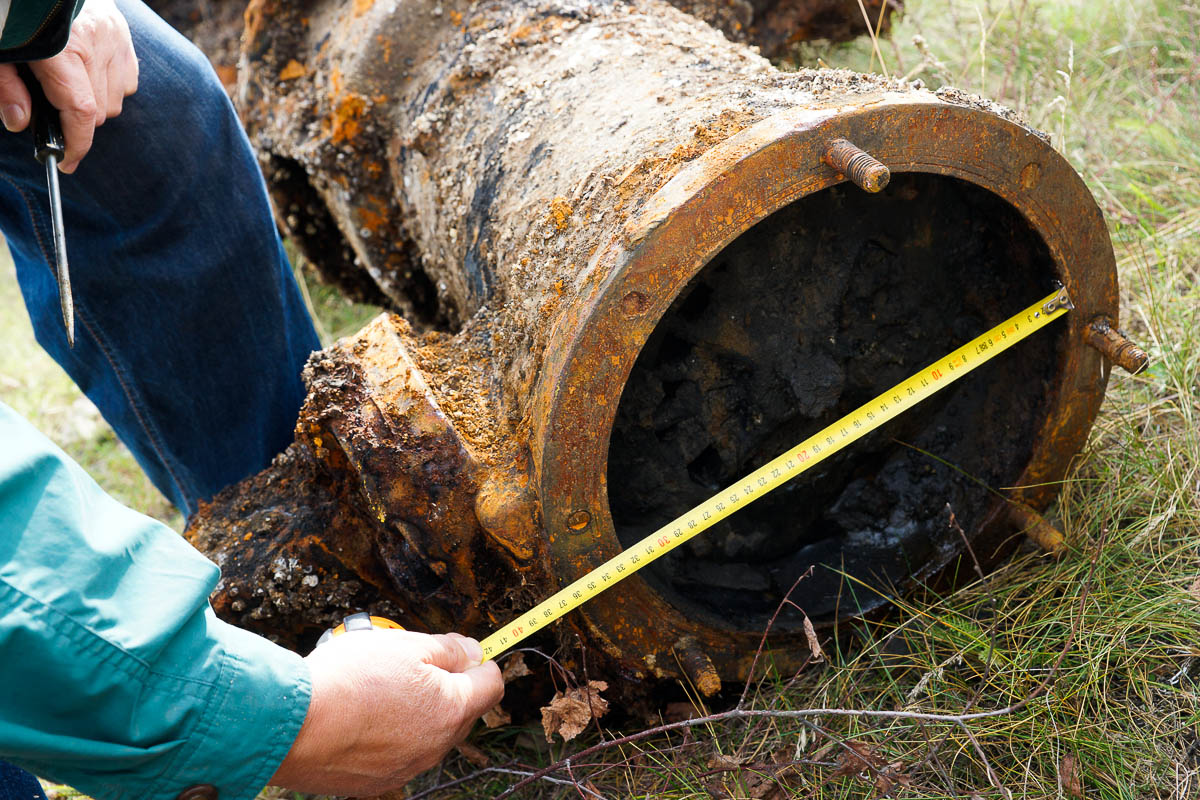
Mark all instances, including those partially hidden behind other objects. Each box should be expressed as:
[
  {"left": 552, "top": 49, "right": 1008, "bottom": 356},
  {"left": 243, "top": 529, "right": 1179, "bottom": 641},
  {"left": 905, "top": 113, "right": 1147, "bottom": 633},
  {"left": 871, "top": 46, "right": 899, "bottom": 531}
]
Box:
[{"left": 477, "top": 287, "right": 1074, "bottom": 660}]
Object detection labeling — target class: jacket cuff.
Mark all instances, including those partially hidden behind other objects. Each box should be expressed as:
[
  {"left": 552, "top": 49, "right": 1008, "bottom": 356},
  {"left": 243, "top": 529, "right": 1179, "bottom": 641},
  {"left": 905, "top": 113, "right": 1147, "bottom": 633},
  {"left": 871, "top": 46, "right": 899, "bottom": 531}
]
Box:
[
  {"left": 0, "top": 0, "right": 84, "bottom": 63},
  {"left": 149, "top": 620, "right": 312, "bottom": 800}
]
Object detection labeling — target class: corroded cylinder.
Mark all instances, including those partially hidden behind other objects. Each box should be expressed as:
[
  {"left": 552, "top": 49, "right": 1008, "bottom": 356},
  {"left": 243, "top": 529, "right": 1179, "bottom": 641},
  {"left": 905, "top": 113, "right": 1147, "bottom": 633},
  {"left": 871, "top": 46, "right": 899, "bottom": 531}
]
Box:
[{"left": 187, "top": 0, "right": 1117, "bottom": 690}]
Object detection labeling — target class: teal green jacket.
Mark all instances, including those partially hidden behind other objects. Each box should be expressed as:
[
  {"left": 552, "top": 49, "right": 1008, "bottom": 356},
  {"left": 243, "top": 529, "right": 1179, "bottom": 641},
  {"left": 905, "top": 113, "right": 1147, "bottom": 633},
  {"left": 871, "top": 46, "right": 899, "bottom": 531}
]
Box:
[
  {"left": 0, "top": 0, "right": 87, "bottom": 62},
  {"left": 0, "top": 401, "right": 311, "bottom": 799}
]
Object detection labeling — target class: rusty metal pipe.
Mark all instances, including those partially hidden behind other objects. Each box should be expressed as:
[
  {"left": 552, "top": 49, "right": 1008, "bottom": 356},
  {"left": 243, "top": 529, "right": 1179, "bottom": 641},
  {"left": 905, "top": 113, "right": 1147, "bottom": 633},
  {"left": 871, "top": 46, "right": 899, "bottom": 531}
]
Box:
[{"left": 185, "top": 0, "right": 1119, "bottom": 692}]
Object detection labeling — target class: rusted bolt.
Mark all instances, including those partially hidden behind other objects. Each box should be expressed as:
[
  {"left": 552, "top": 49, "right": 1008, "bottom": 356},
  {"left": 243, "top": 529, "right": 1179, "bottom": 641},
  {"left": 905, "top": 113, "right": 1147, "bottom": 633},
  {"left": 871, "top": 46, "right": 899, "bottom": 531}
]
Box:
[
  {"left": 823, "top": 138, "right": 890, "bottom": 193},
  {"left": 566, "top": 509, "right": 591, "bottom": 532},
  {"left": 1008, "top": 501, "right": 1065, "bottom": 557},
  {"left": 1085, "top": 317, "right": 1149, "bottom": 374},
  {"left": 620, "top": 290, "right": 650, "bottom": 317},
  {"left": 673, "top": 636, "right": 722, "bottom": 697}
]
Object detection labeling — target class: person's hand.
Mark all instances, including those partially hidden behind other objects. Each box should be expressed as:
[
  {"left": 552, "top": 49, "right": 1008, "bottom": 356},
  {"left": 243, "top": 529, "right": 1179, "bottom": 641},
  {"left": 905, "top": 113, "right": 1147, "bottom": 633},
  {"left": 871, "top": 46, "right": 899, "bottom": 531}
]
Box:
[
  {"left": 270, "top": 629, "right": 504, "bottom": 796},
  {"left": 0, "top": 0, "right": 138, "bottom": 173}
]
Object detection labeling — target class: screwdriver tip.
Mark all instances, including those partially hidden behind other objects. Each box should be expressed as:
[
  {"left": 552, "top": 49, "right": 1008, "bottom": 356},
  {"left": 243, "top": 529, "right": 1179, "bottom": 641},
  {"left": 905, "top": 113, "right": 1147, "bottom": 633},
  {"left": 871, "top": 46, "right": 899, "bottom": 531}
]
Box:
[{"left": 60, "top": 292, "right": 74, "bottom": 348}]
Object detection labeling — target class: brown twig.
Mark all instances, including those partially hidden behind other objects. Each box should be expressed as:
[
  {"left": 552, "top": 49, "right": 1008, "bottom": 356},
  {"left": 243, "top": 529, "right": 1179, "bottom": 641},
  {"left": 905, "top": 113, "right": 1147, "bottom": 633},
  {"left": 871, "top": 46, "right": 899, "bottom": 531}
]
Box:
[
  {"left": 574, "top": 634, "right": 608, "bottom": 743},
  {"left": 738, "top": 565, "right": 815, "bottom": 709}
]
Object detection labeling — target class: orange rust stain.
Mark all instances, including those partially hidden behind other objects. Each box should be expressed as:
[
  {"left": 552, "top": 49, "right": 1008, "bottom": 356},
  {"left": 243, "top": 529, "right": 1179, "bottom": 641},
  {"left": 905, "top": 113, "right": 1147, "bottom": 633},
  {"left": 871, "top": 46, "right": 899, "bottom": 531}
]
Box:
[
  {"left": 279, "top": 59, "right": 306, "bottom": 81},
  {"left": 353, "top": 0, "right": 374, "bottom": 15},
  {"left": 449, "top": 9, "right": 463, "bottom": 25},
  {"left": 356, "top": 198, "right": 389, "bottom": 236},
  {"left": 548, "top": 196, "right": 574, "bottom": 231},
  {"left": 330, "top": 93, "right": 368, "bottom": 144},
  {"left": 375, "top": 35, "right": 393, "bottom": 64}
]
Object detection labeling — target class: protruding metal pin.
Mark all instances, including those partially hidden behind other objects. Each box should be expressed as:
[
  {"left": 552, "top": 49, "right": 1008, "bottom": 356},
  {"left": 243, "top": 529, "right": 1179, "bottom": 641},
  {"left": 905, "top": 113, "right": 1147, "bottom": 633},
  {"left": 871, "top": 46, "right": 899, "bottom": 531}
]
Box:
[
  {"left": 673, "top": 636, "right": 722, "bottom": 697},
  {"left": 1008, "top": 501, "right": 1066, "bottom": 557},
  {"left": 823, "top": 138, "right": 890, "bottom": 193},
  {"left": 1085, "top": 317, "right": 1149, "bottom": 374}
]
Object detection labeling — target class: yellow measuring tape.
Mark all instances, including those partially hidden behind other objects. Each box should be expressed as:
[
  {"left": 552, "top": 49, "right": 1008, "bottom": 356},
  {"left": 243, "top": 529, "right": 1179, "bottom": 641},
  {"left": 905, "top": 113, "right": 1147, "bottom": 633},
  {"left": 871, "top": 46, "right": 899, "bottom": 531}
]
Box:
[{"left": 480, "top": 287, "right": 1073, "bottom": 660}]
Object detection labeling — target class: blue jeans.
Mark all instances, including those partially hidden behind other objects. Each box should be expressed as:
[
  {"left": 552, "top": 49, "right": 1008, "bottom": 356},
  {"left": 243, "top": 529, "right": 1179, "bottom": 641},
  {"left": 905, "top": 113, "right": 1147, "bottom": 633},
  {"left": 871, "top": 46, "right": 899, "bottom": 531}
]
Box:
[
  {"left": 0, "top": 0, "right": 320, "bottom": 518},
  {"left": 0, "top": 761, "right": 46, "bottom": 800}
]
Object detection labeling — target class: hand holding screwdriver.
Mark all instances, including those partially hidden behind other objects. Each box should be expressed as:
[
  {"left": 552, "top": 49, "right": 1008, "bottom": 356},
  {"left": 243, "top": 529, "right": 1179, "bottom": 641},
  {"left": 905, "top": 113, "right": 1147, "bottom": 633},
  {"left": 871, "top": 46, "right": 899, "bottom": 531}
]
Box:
[
  {"left": 0, "top": 0, "right": 140, "bottom": 347},
  {"left": 15, "top": 64, "right": 73, "bottom": 346}
]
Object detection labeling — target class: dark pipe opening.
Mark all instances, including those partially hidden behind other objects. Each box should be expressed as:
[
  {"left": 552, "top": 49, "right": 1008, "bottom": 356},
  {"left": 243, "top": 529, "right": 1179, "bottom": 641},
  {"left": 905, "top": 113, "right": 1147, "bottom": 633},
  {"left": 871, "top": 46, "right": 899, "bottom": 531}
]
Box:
[{"left": 607, "top": 173, "right": 1062, "bottom": 632}]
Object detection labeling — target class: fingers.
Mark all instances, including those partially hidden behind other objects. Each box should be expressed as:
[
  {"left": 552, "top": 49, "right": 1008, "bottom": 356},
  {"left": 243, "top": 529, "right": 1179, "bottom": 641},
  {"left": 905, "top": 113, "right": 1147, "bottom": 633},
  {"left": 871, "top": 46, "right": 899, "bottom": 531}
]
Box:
[
  {"left": 17, "top": 0, "right": 138, "bottom": 172},
  {"left": 0, "top": 64, "right": 31, "bottom": 132},
  {"left": 30, "top": 57, "right": 96, "bottom": 173},
  {"left": 420, "top": 633, "right": 485, "bottom": 673},
  {"left": 275, "top": 629, "right": 506, "bottom": 796}
]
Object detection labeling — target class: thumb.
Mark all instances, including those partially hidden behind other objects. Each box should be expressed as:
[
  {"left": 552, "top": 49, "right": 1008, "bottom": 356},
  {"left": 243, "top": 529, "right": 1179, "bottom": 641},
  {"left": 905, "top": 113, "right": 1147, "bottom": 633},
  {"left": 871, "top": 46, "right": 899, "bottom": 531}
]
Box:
[
  {"left": 453, "top": 661, "right": 506, "bottom": 717},
  {"left": 0, "top": 64, "right": 31, "bottom": 132},
  {"left": 419, "top": 633, "right": 484, "bottom": 673}
]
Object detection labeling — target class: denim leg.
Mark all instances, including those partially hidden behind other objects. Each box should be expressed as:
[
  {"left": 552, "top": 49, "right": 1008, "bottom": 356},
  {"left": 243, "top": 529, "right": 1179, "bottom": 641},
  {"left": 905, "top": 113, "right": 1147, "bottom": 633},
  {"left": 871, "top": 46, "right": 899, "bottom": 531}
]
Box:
[
  {"left": 0, "top": 762, "right": 47, "bottom": 800},
  {"left": 0, "top": 0, "right": 320, "bottom": 517}
]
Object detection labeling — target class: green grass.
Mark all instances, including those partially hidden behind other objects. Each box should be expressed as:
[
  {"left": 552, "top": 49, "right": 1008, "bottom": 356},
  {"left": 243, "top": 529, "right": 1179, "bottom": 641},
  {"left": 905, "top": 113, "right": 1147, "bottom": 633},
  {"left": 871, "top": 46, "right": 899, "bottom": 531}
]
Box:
[{"left": 7, "top": 0, "right": 1199, "bottom": 797}]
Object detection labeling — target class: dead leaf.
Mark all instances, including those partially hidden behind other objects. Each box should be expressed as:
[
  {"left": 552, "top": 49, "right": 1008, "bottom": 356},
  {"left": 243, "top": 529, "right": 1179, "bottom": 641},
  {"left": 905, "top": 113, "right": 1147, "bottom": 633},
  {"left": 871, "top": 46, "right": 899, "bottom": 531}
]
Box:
[
  {"left": 1060, "top": 754, "right": 1084, "bottom": 799},
  {"left": 704, "top": 778, "right": 733, "bottom": 799},
  {"left": 873, "top": 760, "right": 913, "bottom": 795},
  {"left": 830, "top": 740, "right": 889, "bottom": 777},
  {"left": 803, "top": 615, "right": 825, "bottom": 662},
  {"left": 1188, "top": 576, "right": 1200, "bottom": 603},
  {"left": 455, "top": 740, "right": 490, "bottom": 767},
  {"left": 743, "top": 770, "right": 783, "bottom": 800},
  {"left": 540, "top": 680, "right": 609, "bottom": 742},
  {"left": 707, "top": 752, "right": 748, "bottom": 770},
  {"left": 481, "top": 703, "right": 511, "bottom": 728},
  {"left": 501, "top": 651, "right": 532, "bottom": 681}
]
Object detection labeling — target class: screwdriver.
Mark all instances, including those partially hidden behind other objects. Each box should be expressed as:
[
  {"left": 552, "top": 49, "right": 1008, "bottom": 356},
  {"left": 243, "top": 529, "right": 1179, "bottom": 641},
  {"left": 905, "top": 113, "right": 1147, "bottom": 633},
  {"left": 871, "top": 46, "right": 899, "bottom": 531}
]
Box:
[{"left": 17, "top": 64, "right": 73, "bottom": 347}]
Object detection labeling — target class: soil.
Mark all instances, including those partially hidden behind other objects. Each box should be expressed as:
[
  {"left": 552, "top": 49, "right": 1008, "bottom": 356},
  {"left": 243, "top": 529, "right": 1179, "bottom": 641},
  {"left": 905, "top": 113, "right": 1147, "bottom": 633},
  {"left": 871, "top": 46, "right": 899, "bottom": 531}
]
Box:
[{"left": 607, "top": 173, "right": 1062, "bottom": 630}]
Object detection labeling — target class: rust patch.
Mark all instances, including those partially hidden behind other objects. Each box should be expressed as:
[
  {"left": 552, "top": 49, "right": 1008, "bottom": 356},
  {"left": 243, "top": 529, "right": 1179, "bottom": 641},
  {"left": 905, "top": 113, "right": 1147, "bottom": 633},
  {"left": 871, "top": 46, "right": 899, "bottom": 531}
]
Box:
[
  {"left": 279, "top": 59, "right": 306, "bottom": 80},
  {"left": 548, "top": 196, "right": 574, "bottom": 231}
]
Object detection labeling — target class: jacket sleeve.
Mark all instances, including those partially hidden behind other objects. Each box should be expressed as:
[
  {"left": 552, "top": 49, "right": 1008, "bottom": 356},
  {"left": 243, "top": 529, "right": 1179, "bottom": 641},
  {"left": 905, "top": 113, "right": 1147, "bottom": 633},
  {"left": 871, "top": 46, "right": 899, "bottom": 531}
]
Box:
[
  {"left": 0, "top": 0, "right": 87, "bottom": 63},
  {"left": 0, "top": 402, "right": 311, "bottom": 800}
]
